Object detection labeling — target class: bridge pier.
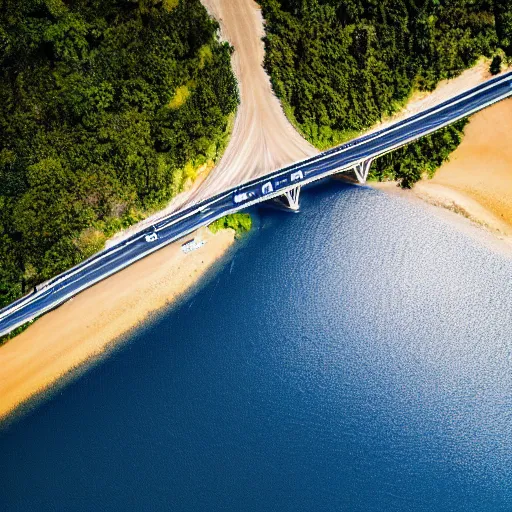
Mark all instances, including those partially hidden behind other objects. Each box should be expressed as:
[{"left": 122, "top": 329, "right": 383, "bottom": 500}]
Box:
[
  {"left": 353, "top": 158, "right": 373, "bottom": 184},
  {"left": 273, "top": 186, "right": 301, "bottom": 211}
]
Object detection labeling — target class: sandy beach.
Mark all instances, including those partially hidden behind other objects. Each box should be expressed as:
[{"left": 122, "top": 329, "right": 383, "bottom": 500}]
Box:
[
  {"left": 368, "top": 59, "right": 512, "bottom": 240},
  {"left": 414, "top": 98, "right": 512, "bottom": 236},
  {"left": 0, "top": 227, "right": 234, "bottom": 421},
  {"left": 373, "top": 97, "right": 512, "bottom": 241}
]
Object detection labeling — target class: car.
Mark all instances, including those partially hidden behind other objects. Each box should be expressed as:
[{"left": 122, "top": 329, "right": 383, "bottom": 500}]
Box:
[
  {"left": 145, "top": 232, "right": 158, "bottom": 243},
  {"left": 233, "top": 191, "right": 256, "bottom": 204},
  {"left": 261, "top": 182, "right": 274, "bottom": 195},
  {"left": 290, "top": 170, "right": 303, "bottom": 182}
]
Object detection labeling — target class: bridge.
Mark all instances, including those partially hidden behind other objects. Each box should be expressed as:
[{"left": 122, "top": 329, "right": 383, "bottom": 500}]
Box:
[{"left": 1, "top": 71, "right": 511, "bottom": 337}]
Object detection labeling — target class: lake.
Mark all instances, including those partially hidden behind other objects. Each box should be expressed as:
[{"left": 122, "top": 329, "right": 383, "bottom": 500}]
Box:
[{"left": 1, "top": 180, "right": 511, "bottom": 511}]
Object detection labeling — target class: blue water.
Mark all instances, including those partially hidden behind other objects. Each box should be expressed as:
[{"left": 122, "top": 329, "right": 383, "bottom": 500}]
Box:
[{"left": 1, "top": 180, "right": 512, "bottom": 511}]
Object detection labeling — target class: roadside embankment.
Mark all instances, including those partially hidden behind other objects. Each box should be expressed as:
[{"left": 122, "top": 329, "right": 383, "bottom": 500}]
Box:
[
  {"left": 0, "top": 227, "right": 235, "bottom": 422},
  {"left": 369, "top": 60, "right": 501, "bottom": 132}
]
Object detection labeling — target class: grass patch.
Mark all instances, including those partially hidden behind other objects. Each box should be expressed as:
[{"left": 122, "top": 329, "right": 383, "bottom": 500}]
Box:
[
  {"left": 198, "top": 44, "right": 214, "bottom": 69},
  {"left": 162, "top": 0, "right": 179, "bottom": 12},
  {"left": 0, "top": 319, "right": 37, "bottom": 346},
  {"left": 209, "top": 213, "right": 252, "bottom": 237}
]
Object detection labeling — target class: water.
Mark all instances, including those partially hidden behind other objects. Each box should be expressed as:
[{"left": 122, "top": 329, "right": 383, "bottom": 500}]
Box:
[{"left": 1, "top": 180, "right": 511, "bottom": 511}]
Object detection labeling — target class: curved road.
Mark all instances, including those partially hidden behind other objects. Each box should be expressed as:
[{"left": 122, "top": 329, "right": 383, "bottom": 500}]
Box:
[{"left": 1, "top": 71, "right": 511, "bottom": 337}]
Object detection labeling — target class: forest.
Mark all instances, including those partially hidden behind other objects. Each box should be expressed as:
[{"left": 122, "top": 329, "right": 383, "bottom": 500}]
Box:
[
  {"left": 0, "top": 0, "right": 239, "bottom": 308},
  {"left": 259, "top": 0, "right": 512, "bottom": 183}
]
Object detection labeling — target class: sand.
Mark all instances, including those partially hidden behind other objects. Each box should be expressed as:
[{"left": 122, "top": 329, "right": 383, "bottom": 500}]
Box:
[
  {"left": 370, "top": 61, "right": 512, "bottom": 239},
  {"left": 0, "top": 228, "right": 234, "bottom": 421},
  {"left": 411, "top": 98, "right": 512, "bottom": 238}
]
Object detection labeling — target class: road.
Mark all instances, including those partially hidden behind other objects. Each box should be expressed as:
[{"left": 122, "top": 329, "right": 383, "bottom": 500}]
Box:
[
  {"left": 1, "top": 71, "right": 511, "bottom": 336},
  {"left": 195, "top": 0, "right": 317, "bottom": 201},
  {"left": 156, "top": 0, "right": 317, "bottom": 218}
]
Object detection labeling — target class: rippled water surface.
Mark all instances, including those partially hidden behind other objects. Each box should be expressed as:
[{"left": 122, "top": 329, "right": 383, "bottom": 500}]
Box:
[{"left": 1, "top": 181, "right": 511, "bottom": 511}]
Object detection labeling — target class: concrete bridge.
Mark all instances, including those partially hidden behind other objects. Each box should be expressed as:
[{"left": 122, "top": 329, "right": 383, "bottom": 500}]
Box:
[{"left": 227, "top": 71, "right": 512, "bottom": 213}]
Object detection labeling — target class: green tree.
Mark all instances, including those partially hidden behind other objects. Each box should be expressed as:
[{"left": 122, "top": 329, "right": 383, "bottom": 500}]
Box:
[
  {"left": 494, "top": 0, "right": 512, "bottom": 55},
  {"left": 490, "top": 54, "right": 503, "bottom": 74},
  {"left": 259, "top": 0, "right": 500, "bottom": 183}
]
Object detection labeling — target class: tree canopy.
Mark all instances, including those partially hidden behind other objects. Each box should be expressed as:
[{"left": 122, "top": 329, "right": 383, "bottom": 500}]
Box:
[
  {"left": 0, "top": 0, "right": 238, "bottom": 306},
  {"left": 259, "top": 0, "right": 510, "bottom": 185}
]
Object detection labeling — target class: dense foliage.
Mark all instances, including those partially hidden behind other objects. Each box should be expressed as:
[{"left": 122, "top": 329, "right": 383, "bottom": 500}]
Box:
[
  {"left": 259, "top": 0, "right": 510, "bottom": 183},
  {"left": 209, "top": 213, "right": 252, "bottom": 236},
  {"left": 494, "top": 0, "right": 512, "bottom": 55},
  {"left": 0, "top": 0, "right": 239, "bottom": 306}
]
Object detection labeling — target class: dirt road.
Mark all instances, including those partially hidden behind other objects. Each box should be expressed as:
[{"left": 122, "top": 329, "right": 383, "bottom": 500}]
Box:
[
  {"left": 191, "top": 0, "right": 317, "bottom": 202},
  {"left": 107, "top": 0, "right": 317, "bottom": 242}
]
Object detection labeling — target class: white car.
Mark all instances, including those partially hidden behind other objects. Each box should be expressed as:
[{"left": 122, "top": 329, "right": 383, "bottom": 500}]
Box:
[
  {"left": 233, "top": 191, "right": 256, "bottom": 204},
  {"left": 290, "top": 170, "right": 303, "bottom": 182},
  {"left": 145, "top": 232, "right": 158, "bottom": 243}
]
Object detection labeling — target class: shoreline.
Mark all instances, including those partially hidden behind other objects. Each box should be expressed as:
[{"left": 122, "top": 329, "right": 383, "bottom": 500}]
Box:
[
  {"left": 0, "top": 227, "right": 236, "bottom": 423},
  {"left": 372, "top": 181, "right": 512, "bottom": 254},
  {"left": 0, "top": 0, "right": 316, "bottom": 424},
  {"left": 372, "top": 97, "right": 512, "bottom": 253}
]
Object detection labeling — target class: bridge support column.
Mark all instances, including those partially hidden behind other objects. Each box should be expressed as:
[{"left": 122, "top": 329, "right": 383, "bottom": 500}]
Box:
[
  {"left": 353, "top": 158, "right": 373, "bottom": 184},
  {"left": 282, "top": 186, "right": 301, "bottom": 210},
  {"left": 273, "top": 186, "right": 301, "bottom": 211}
]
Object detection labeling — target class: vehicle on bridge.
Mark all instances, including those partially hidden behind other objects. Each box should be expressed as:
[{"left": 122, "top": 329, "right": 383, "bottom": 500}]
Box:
[
  {"left": 261, "top": 182, "right": 274, "bottom": 195},
  {"left": 198, "top": 205, "right": 211, "bottom": 216},
  {"left": 233, "top": 190, "right": 257, "bottom": 204},
  {"left": 232, "top": 171, "right": 304, "bottom": 206},
  {"left": 145, "top": 232, "right": 158, "bottom": 243},
  {"left": 290, "top": 170, "right": 303, "bottom": 182},
  {"left": 273, "top": 176, "right": 289, "bottom": 188}
]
